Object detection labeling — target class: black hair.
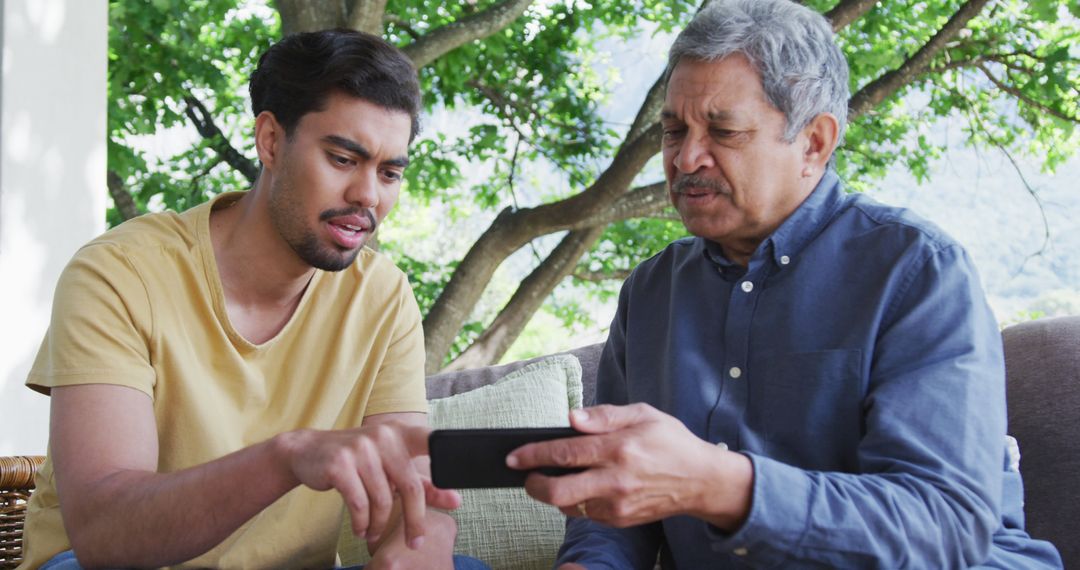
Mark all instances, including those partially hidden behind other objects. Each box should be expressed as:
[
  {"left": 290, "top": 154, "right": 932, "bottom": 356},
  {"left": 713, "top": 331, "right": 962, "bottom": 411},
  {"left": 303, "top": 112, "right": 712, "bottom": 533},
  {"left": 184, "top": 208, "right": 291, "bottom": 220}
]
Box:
[{"left": 249, "top": 29, "right": 421, "bottom": 141}]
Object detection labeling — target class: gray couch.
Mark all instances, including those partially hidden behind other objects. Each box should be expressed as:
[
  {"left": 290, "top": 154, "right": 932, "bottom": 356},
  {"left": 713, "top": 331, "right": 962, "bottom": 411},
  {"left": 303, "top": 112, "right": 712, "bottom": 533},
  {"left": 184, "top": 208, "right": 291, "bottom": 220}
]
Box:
[
  {"left": 1003, "top": 315, "right": 1080, "bottom": 566},
  {"left": 428, "top": 316, "right": 1078, "bottom": 567}
]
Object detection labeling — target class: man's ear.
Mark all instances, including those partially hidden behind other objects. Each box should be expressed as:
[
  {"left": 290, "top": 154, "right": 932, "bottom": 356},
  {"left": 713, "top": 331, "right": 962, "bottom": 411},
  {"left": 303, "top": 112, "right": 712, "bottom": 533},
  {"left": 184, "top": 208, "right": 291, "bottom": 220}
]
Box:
[
  {"left": 801, "top": 112, "right": 840, "bottom": 172},
  {"left": 254, "top": 111, "right": 286, "bottom": 171}
]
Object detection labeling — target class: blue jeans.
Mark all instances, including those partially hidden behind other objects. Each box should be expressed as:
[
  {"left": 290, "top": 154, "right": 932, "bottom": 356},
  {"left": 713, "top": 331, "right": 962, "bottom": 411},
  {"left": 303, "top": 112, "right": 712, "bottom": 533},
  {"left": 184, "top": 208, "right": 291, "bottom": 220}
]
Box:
[
  {"left": 350, "top": 555, "right": 491, "bottom": 569},
  {"left": 42, "top": 550, "right": 491, "bottom": 569}
]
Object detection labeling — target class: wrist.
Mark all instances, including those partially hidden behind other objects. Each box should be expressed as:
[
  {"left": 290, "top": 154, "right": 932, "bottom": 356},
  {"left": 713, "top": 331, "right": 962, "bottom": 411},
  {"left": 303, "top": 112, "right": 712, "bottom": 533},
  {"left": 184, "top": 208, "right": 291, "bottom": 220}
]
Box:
[
  {"left": 691, "top": 443, "right": 754, "bottom": 531},
  {"left": 269, "top": 429, "right": 310, "bottom": 489}
]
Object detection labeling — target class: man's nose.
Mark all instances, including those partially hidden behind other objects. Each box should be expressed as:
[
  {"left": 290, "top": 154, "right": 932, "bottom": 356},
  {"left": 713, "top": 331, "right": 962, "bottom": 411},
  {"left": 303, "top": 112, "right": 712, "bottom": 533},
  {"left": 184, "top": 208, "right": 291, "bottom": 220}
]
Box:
[
  {"left": 345, "top": 170, "right": 380, "bottom": 209},
  {"left": 674, "top": 133, "right": 715, "bottom": 173}
]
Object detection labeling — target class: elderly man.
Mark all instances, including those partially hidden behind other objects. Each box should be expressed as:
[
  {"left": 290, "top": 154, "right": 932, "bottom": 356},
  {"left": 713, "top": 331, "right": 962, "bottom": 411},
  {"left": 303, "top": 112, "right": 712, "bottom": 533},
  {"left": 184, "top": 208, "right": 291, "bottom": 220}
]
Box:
[{"left": 509, "top": 0, "right": 1063, "bottom": 567}]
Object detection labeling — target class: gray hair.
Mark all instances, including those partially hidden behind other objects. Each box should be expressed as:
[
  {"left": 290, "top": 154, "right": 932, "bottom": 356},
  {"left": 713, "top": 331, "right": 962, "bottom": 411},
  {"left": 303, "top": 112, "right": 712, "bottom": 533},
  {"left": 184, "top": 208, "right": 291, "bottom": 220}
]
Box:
[{"left": 667, "top": 0, "right": 850, "bottom": 145}]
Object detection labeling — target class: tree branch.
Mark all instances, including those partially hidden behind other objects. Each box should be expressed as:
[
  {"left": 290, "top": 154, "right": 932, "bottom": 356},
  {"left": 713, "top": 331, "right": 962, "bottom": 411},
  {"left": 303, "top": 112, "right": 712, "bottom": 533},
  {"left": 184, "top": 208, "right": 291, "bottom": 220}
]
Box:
[
  {"left": 107, "top": 170, "right": 140, "bottom": 221},
  {"left": 848, "top": 0, "right": 993, "bottom": 120},
  {"left": 441, "top": 226, "right": 604, "bottom": 372},
  {"left": 572, "top": 267, "right": 632, "bottom": 283},
  {"left": 976, "top": 63, "right": 1080, "bottom": 123},
  {"left": 954, "top": 90, "right": 1051, "bottom": 269},
  {"left": 569, "top": 182, "right": 669, "bottom": 230},
  {"left": 421, "top": 121, "right": 662, "bottom": 371},
  {"left": 182, "top": 93, "right": 260, "bottom": 185},
  {"left": 384, "top": 14, "right": 423, "bottom": 41},
  {"left": 626, "top": 75, "right": 666, "bottom": 145},
  {"left": 402, "top": 0, "right": 535, "bottom": 68},
  {"left": 824, "top": 0, "right": 878, "bottom": 32}
]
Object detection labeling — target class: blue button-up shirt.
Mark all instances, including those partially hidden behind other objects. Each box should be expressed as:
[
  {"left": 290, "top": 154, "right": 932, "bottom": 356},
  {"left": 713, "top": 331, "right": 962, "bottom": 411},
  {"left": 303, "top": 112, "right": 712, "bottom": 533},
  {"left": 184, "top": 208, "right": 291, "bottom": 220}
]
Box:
[{"left": 556, "top": 171, "right": 1061, "bottom": 568}]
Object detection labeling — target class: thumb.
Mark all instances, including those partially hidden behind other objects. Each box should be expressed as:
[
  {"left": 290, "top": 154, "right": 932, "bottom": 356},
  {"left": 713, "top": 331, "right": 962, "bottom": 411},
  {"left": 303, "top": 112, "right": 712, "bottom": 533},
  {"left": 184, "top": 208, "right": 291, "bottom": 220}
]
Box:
[
  {"left": 569, "top": 403, "right": 655, "bottom": 434},
  {"left": 424, "top": 478, "right": 462, "bottom": 510}
]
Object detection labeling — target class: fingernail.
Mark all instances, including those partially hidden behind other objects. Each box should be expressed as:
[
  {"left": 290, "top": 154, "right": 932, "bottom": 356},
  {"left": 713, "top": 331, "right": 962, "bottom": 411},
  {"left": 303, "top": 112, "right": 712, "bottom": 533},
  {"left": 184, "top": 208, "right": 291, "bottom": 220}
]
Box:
[
  {"left": 506, "top": 454, "right": 519, "bottom": 468},
  {"left": 368, "top": 533, "right": 380, "bottom": 543},
  {"left": 409, "top": 536, "right": 425, "bottom": 550},
  {"left": 572, "top": 408, "right": 589, "bottom": 422}
]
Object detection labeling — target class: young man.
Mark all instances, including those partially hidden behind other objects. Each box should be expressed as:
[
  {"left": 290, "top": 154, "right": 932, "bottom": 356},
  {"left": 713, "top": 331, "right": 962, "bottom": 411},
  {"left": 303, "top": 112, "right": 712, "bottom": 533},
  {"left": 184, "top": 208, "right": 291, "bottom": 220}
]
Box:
[
  {"left": 21, "top": 30, "right": 481, "bottom": 569},
  {"left": 508, "top": 1, "right": 1063, "bottom": 567}
]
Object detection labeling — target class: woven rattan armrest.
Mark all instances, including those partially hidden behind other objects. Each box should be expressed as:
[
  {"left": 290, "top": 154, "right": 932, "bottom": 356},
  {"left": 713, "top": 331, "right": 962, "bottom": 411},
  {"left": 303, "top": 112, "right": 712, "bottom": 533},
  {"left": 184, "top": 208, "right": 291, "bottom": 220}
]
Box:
[{"left": 1, "top": 456, "right": 46, "bottom": 569}]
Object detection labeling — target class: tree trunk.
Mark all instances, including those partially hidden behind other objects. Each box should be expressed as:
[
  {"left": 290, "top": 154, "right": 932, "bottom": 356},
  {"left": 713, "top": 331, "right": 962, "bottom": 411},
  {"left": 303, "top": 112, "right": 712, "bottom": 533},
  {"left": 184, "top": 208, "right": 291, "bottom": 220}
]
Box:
[
  {"left": 347, "top": 0, "right": 389, "bottom": 35},
  {"left": 275, "top": 0, "right": 346, "bottom": 35}
]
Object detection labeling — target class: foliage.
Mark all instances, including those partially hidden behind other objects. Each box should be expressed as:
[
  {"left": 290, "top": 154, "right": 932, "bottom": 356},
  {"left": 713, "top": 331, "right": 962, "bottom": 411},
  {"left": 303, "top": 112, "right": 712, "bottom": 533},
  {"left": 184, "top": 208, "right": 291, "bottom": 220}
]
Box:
[
  {"left": 107, "top": 0, "right": 276, "bottom": 223},
  {"left": 107, "top": 0, "right": 1080, "bottom": 366}
]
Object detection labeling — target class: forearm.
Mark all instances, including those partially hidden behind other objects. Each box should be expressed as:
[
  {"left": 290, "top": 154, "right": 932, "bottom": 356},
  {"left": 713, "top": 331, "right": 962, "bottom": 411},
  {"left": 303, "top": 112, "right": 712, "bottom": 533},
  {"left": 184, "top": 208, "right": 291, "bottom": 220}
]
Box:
[
  {"left": 708, "top": 454, "right": 998, "bottom": 567},
  {"left": 60, "top": 432, "right": 300, "bottom": 567}
]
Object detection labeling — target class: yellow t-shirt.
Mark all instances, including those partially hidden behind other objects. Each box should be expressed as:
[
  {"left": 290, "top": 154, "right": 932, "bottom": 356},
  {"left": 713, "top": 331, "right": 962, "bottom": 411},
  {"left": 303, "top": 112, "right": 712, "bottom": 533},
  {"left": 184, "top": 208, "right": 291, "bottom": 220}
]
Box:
[{"left": 21, "top": 192, "right": 428, "bottom": 569}]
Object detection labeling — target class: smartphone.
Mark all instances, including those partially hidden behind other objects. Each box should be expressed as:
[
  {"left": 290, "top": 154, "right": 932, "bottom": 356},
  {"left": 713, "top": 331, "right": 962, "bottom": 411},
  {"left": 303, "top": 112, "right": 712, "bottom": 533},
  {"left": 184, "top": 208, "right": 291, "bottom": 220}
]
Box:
[{"left": 429, "top": 427, "right": 585, "bottom": 489}]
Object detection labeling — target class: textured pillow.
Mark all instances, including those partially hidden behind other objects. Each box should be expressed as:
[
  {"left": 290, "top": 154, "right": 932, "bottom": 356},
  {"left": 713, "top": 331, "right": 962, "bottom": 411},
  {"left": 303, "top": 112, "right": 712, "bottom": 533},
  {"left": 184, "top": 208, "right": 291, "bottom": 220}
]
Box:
[{"left": 338, "top": 353, "right": 584, "bottom": 569}]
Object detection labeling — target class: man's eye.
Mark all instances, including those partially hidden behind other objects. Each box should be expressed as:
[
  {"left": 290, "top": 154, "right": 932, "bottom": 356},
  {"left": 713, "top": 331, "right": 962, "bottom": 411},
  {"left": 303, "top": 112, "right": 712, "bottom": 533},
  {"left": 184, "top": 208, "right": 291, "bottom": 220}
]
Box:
[
  {"left": 382, "top": 169, "right": 403, "bottom": 182},
  {"left": 329, "top": 153, "right": 354, "bottom": 166},
  {"left": 662, "top": 128, "right": 685, "bottom": 138},
  {"left": 711, "top": 129, "right": 736, "bottom": 138}
]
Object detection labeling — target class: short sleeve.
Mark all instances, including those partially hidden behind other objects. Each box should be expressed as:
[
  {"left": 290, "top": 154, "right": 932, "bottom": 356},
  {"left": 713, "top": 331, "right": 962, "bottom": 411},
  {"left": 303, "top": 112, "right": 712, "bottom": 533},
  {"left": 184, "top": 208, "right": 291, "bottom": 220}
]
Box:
[
  {"left": 27, "top": 243, "right": 156, "bottom": 397},
  {"left": 361, "top": 270, "right": 428, "bottom": 417}
]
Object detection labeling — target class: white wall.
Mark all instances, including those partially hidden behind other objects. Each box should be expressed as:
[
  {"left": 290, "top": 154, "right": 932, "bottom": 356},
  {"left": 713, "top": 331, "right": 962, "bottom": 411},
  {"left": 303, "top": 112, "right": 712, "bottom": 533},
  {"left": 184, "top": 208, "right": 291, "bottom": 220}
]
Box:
[{"left": 0, "top": 0, "right": 108, "bottom": 456}]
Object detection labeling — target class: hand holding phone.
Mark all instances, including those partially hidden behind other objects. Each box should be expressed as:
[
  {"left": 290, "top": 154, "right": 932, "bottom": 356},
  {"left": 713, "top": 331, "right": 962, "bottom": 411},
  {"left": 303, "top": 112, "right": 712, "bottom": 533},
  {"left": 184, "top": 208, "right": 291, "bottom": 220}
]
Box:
[{"left": 429, "top": 427, "right": 584, "bottom": 489}]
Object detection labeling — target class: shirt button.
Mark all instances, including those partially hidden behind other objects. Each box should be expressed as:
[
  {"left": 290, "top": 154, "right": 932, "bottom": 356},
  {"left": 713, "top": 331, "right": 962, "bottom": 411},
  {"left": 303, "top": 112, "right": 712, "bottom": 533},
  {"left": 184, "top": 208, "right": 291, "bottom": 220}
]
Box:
[
  {"left": 780, "top": 255, "right": 790, "bottom": 265},
  {"left": 740, "top": 281, "right": 753, "bottom": 293},
  {"left": 733, "top": 547, "right": 749, "bottom": 556},
  {"left": 716, "top": 442, "right": 729, "bottom": 451},
  {"left": 729, "top": 366, "right": 742, "bottom": 379}
]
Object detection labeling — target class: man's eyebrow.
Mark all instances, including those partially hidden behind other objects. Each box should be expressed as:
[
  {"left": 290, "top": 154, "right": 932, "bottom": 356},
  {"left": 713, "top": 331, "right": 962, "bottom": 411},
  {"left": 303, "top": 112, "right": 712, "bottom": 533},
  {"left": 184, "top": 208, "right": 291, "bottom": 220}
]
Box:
[
  {"left": 660, "top": 110, "right": 735, "bottom": 122},
  {"left": 385, "top": 156, "right": 410, "bottom": 168},
  {"left": 323, "top": 135, "right": 371, "bottom": 159},
  {"left": 323, "top": 134, "right": 409, "bottom": 168}
]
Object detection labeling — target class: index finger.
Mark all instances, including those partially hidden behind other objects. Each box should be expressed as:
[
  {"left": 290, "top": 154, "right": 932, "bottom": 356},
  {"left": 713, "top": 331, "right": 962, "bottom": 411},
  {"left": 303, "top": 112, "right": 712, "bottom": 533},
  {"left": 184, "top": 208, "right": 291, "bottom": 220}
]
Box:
[
  {"left": 382, "top": 441, "right": 429, "bottom": 549},
  {"left": 507, "top": 433, "right": 606, "bottom": 471}
]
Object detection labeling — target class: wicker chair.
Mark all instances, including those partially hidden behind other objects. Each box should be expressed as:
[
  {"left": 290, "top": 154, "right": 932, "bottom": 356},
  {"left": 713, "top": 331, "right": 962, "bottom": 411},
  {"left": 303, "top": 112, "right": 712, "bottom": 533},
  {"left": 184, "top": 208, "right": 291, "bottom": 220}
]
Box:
[{"left": 0, "top": 456, "right": 45, "bottom": 569}]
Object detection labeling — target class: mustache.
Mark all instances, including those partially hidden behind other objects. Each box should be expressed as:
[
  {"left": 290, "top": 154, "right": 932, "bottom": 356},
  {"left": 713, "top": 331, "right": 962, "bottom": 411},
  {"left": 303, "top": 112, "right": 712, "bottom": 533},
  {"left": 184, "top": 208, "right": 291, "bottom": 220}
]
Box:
[
  {"left": 319, "top": 207, "right": 378, "bottom": 231},
  {"left": 671, "top": 175, "right": 730, "bottom": 195}
]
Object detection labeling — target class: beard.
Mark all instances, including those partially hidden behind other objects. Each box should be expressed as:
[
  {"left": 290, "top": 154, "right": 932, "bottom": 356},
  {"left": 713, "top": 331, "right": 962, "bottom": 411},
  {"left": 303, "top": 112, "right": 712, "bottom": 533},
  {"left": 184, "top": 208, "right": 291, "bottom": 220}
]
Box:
[{"left": 267, "top": 168, "right": 365, "bottom": 273}]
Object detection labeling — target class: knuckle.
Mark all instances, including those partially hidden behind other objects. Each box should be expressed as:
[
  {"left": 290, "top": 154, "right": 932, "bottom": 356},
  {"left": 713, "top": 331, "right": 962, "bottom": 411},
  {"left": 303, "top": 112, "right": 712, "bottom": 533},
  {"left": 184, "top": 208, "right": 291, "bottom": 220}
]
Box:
[
  {"left": 369, "top": 492, "right": 393, "bottom": 513},
  {"left": 329, "top": 447, "right": 354, "bottom": 470},
  {"left": 551, "top": 442, "right": 574, "bottom": 465},
  {"left": 610, "top": 473, "right": 636, "bottom": 497},
  {"left": 398, "top": 477, "right": 424, "bottom": 499},
  {"left": 611, "top": 440, "right": 634, "bottom": 465}
]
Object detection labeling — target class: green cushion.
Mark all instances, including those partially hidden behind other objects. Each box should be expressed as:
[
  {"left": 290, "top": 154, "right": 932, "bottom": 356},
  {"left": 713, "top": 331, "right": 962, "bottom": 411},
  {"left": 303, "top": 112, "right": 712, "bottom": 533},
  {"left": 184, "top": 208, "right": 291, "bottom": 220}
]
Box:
[{"left": 338, "top": 354, "right": 583, "bottom": 569}]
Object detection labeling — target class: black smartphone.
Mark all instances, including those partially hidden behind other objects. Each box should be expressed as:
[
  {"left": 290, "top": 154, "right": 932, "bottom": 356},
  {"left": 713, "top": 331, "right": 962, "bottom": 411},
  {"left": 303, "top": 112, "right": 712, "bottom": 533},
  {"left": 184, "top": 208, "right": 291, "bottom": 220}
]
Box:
[{"left": 429, "top": 427, "right": 585, "bottom": 489}]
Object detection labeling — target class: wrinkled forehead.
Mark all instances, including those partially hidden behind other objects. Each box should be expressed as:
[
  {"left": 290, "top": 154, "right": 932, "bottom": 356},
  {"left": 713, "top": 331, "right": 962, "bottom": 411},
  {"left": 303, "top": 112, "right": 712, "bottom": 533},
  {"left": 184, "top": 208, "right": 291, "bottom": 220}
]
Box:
[{"left": 663, "top": 55, "right": 771, "bottom": 116}]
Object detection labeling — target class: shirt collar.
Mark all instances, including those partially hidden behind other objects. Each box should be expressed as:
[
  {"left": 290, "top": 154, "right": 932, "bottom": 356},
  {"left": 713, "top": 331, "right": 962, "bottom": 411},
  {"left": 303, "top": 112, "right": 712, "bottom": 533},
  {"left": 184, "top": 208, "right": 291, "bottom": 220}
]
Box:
[
  {"left": 764, "top": 169, "right": 844, "bottom": 267},
  {"left": 698, "top": 169, "right": 845, "bottom": 271}
]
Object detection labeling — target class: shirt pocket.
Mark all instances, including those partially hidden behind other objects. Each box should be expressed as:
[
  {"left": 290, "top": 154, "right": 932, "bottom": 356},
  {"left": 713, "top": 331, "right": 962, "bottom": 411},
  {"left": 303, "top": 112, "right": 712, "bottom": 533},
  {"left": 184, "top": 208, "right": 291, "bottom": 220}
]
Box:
[{"left": 750, "top": 349, "right": 864, "bottom": 469}]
